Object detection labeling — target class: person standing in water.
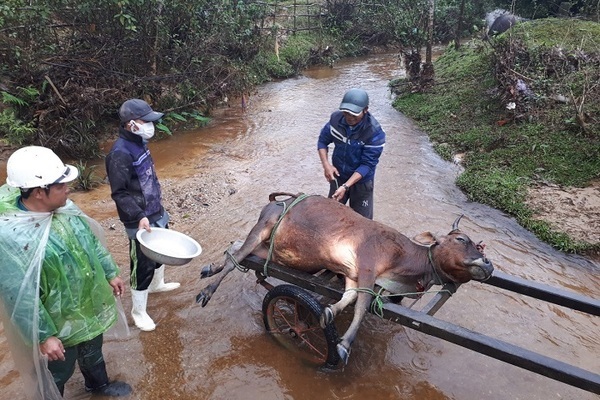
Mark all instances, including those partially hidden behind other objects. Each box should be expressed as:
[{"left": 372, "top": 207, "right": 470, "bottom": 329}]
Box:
[
  {"left": 106, "top": 99, "right": 180, "bottom": 332},
  {"left": 317, "top": 88, "right": 386, "bottom": 219}
]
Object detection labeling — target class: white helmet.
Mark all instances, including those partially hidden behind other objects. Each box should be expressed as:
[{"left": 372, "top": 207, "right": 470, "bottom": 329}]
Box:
[{"left": 6, "top": 146, "right": 79, "bottom": 189}]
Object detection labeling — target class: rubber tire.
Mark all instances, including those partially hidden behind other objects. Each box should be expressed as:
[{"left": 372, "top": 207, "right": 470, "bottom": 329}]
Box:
[{"left": 262, "top": 284, "right": 340, "bottom": 368}]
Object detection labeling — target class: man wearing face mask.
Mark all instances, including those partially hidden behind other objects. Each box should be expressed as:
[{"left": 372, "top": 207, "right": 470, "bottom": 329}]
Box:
[{"left": 105, "top": 99, "right": 180, "bottom": 332}]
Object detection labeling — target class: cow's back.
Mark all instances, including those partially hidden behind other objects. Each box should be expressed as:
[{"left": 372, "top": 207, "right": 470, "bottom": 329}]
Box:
[{"left": 268, "top": 195, "right": 393, "bottom": 273}]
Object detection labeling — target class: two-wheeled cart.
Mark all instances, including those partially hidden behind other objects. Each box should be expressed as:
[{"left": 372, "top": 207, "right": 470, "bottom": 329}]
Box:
[{"left": 236, "top": 254, "right": 600, "bottom": 395}]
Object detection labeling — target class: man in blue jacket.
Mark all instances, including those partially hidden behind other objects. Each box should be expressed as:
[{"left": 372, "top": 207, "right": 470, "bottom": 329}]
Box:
[
  {"left": 105, "top": 99, "right": 179, "bottom": 332},
  {"left": 317, "top": 88, "right": 386, "bottom": 219}
]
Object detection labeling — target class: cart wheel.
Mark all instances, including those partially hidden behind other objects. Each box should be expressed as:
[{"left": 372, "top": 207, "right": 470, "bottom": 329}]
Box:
[{"left": 262, "top": 284, "right": 340, "bottom": 367}]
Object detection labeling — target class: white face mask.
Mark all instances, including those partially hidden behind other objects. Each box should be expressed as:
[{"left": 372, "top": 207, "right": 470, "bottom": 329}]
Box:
[{"left": 130, "top": 120, "right": 155, "bottom": 140}]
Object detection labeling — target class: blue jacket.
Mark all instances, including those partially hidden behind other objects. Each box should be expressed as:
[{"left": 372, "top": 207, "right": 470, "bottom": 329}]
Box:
[
  {"left": 105, "top": 127, "right": 165, "bottom": 229},
  {"left": 317, "top": 111, "right": 386, "bottom": 182}
]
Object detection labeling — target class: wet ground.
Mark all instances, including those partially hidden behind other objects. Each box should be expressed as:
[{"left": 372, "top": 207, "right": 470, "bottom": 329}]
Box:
[{"left": 1, "top": 53, "right": 599, "bottom": 400}]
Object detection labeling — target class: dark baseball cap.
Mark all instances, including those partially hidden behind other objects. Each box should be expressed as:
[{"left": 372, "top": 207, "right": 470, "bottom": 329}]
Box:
[
  {"left": 119, "top": 99, "right": 164, "bottom": 122},
  {"left": 339, "top": 88, "right": 369, "bottom": 116}
]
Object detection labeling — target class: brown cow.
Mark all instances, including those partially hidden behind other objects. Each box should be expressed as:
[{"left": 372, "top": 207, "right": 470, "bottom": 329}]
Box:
[{"left": 196, "top": 192, "right": 493, "bottom": 364}]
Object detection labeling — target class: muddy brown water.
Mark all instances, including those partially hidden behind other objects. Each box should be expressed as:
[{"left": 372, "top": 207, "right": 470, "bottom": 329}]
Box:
[{"left": 1, "top": 53, "right": 599, "bottom": 400}]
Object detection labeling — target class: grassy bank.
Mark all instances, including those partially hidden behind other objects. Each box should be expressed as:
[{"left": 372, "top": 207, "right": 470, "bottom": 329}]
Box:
[{"left": 392, "top": 18, "right": 600, "bottom": 254}]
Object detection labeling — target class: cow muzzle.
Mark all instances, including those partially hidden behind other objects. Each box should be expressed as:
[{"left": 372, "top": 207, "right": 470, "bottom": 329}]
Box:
[{"left": 470, "top": 257, "right": 494, "bottom": 281}]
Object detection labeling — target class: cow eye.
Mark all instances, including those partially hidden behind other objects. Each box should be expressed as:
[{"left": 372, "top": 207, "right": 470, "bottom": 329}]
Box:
[{"left": 456, "top": 236, "right": 466, "bottom": 243}]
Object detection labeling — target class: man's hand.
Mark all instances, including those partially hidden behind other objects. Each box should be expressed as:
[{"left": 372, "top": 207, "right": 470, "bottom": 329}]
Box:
[
  {"left": 322, "top": 164, "right": 339, "bottom": 182},
  {"left": 109, "top": 276, "right": 126, "bottom": 297},
  {"left": 318, "top": 148, "right": 338, "bottom": 181},
  {"left": 332, "top": 185, "right": 347, "bottom": 201},
  {"left": 40, "top": 337, "right": 65, "bottom": 361},
  {"left": 138, "top": 217, "right": 151, "bottom": 232}
]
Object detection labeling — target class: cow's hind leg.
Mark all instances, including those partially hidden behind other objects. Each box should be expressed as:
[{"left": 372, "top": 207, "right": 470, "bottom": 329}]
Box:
[
  {"left": 320, "top": 278, "right": 358, "bottom": 328},
  {"left": 336, "top": 290, "right": 372, "bottom": 364}
]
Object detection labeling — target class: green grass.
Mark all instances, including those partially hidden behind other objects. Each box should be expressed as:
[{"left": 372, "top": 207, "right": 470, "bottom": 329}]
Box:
[
  {"left": 507, "top": 18, "right": 600, "bottom": 52},
  {"left": 393, "top": 19, "right": 600, "bottom": 254}
]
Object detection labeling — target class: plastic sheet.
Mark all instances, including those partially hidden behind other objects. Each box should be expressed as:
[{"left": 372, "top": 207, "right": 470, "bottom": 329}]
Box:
[{"left": 0, "top": 184, "right": 129, "bottom": 397}]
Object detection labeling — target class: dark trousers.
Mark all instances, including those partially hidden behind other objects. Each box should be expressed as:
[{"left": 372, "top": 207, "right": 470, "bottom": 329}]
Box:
[
  {"left": 47, "top": 334, "right": 108, "bottom": 395},
  {"left": 328, "top": 178, "right": 374, "bottom": 219},
  {"left": 129, "top": 237, "right": 161, "bottom": 290},
  {"left": 129, "top": 221, "right": 168, "bottom": 290}
]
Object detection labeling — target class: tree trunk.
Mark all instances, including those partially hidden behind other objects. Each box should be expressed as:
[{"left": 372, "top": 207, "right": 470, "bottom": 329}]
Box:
[
  {"left": 421, "top": 62, "right": 435, "bottom": 89},
  {"left": 454, "top": 0, "right": 466, "bottom": 50},
  {"left": 425, "top": 0, "right": 435, "bottom": 64},
  {"left": 151, "top": 1, "right": 165, "bottom": 77},
  {"left": 422, "top": 0, "right": 435, "bottom": 89},
  {"left": 403, "top": 50, "right": 422, "bottom": 82}
]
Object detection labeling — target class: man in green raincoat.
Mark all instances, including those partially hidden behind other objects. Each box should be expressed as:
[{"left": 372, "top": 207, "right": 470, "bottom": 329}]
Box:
[{"left": 0, "top": 146, "right": 132, "bottom": 398}]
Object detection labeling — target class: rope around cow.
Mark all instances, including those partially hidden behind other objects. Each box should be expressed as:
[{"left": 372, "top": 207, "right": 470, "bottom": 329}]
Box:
[{"left": 222, "top": 193, "right": 312, "bottom": 275}]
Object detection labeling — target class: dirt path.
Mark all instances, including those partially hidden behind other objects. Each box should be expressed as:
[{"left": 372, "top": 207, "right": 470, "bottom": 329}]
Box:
[{"left": 526, "top": 182, "right": 600, "bottom": 248}]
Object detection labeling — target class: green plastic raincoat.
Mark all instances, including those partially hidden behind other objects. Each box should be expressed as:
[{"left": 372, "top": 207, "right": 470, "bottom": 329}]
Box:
[{"left": 0, "top": 184, "right": 121, "bottom": 399}]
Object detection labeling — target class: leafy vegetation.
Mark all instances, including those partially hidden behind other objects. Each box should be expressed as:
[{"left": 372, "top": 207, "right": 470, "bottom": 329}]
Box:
[
  {"left": 0, "top": 0, "right": 494, "bottom": 158},
  {"left": 0, "top": 109, "right": 36, "bottom": 145},
  {"left": 74, "top": 161, "right": 101, "bottom": 191},
  {"left": 392, "top": 18, "right": 600, "bottom": 254},
  {"left": 0, "top": 88, "right": 39, "bottom": 145}
]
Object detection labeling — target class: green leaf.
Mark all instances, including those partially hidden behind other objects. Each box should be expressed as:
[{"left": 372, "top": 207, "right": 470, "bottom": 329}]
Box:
[
  {"left": 156, "top": 123, "right": 172, "bottom": 135},
  {"left": 1, "top": 91, "right": 28, "bottom": 107},
  {"left": 169, "top": 112, "right": 187, "bottom": 122},
  {"left": 191, "top": 115, "right": 210, "bottom": 123}
]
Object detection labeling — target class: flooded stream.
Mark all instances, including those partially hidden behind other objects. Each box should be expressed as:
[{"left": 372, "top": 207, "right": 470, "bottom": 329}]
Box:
[{"left": 1, "top": 53, "right": 598, "bottom": 400}]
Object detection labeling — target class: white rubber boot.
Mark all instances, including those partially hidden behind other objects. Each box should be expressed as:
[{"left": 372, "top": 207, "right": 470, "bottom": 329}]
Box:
[
  {"left": 148, "top": 266, "right": 180, "bottom": 293},
  {"left": 131, "top": 289, "right": 156, "bottom": 331}
]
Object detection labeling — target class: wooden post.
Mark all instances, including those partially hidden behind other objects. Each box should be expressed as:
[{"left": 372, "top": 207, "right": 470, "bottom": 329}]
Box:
[{"left": 293, "top": 0, "right": 297, "bottom": 35}]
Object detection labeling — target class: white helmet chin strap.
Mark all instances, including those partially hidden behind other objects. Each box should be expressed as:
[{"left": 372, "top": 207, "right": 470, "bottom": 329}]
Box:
[{"left": 40, "top": 166, "right": 71, "bottom": 189}]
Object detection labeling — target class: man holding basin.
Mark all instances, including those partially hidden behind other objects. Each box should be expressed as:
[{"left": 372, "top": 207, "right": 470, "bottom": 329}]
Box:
[{"left": 106, "top": 99, "right": 180, "bottom": 332}]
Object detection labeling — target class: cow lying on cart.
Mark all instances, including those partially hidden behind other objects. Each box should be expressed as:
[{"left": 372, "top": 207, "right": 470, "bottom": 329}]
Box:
[{"left": 196, "top": 192, "right": 493, "bottom": 364}]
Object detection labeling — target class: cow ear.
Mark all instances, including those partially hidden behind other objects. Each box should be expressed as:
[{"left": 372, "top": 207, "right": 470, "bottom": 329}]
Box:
[{"left": 412, "top": 231, "right": 437, "bottom": 246}]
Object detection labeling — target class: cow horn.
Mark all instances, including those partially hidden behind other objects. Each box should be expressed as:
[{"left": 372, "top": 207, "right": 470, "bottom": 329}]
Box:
[{"left": 452, "top": 214, "right": 464, "bottom": 231}]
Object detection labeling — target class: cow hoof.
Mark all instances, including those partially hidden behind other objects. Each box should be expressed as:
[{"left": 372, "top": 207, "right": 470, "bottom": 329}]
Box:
[
  {"left": 195, "top": 291, "right": 210, "bottom": 307},
  {"left": 337, "top": 343, "right": 351, "bottom": 365},
  {"left": 200, "top": 264, "right": 214, "bottom": 279},
  {"left": 320, "top": 306, "right": 334, "bottom": 329}
]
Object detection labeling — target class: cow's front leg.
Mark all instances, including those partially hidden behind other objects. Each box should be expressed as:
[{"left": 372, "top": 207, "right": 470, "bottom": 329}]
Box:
[
  {"left": 200, "top": 262, "right": 222, "bottom": 278},
  {"left": 337, "top": 290, "right": 372, "bottom": 364},
  {"left": 320, "top": 277, "right": 358, "bottom": 328},
  {"left": 195, "top": 261, "right": 236, "bottom": 306},
  {"left": 197, "top": 231, "right": 273, "bottom": 307},
  {"left": 200, "top": 240, "right": 245, "bottom": 279}
]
